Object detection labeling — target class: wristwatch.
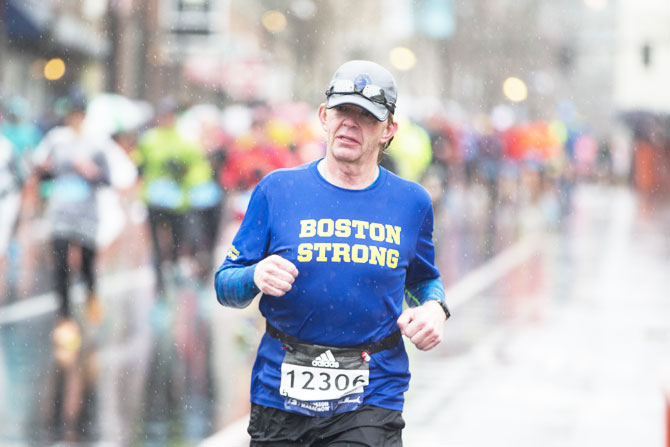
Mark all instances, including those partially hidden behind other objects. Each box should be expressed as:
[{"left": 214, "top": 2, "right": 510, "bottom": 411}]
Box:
[{"left": 430, "top": 299, "right": 450, "bottom": 321}]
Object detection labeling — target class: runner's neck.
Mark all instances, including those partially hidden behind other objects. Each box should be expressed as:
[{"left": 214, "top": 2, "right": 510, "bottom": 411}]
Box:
[{"left": 317, "top": 158, "right": 379, "bottom": 190}]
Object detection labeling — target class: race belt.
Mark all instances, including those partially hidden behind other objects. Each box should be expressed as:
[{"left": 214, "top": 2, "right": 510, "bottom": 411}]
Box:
[
  {"left": 266, "top": 321, "right": 401, "bottom": 354},
  {"left": 266, "top": 321, "right": 401, "bottom": 417}
]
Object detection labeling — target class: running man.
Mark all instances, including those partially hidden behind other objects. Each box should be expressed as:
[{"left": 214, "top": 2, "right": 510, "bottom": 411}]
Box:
[{"left": 215, "top": 60, "right": 450, "bottom": 446}]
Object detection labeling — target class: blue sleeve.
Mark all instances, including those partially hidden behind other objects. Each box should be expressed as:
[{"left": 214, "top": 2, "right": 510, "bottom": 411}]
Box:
[
  {"left": 214, "top": 264, "right": 260, "bottom": 308},
  {"left": 404, "top": 277, "right": 446, "bottom": 307},
  {"left": 405, "top": 202, "right": 440, "bottom": 285},
  {"left": 213, "top": 183, "right": 271, "bottom": 308}
]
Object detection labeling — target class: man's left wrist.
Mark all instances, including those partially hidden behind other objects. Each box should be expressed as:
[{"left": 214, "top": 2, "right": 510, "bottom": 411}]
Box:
[{"left": 425, "top": 299, "right": 450, "bottom": 321}]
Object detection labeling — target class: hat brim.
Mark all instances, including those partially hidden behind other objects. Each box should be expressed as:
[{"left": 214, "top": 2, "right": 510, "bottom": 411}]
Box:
[{"left": 325, "top": 94, "right": 389, "bottom": 122}]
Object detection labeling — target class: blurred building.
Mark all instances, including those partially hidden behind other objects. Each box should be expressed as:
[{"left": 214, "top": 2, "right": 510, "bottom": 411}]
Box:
[
  {"left": 1, "top": 0, "right": 669, "bottom": 160},
  {"left": 0, "top": 0, "right": 111, "bottom": 113},
  {"left": 613, "top": 0, "right": 670, "bottom": 195},
  {"left": 614, "top": 0, "right": 670, "bottom": 114}
]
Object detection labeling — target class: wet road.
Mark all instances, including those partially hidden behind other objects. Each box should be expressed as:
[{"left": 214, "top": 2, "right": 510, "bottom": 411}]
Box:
[
  {"left": 1, "top": 183, "right": 669, "bottom": 446},
  {"left": 403, "top": 185, "right": 670, "bottom": 446}
]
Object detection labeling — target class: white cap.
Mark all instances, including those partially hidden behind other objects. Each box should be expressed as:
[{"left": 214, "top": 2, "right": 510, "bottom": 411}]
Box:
[{"left": 325, "top": 60, "right": 398, "bottom": 121}]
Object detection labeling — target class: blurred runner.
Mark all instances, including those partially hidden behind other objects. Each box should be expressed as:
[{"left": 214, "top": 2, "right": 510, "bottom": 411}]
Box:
[
  {"left": 32, "top": 94, "right": 112, "bottom": 348},
  {"left": 177, "top": 104, "right": 228, "bottom": 280},
  {"left": 220, "top": 108, "right": 300, "bottom": 192},
  {"left": 214, "top": 60, "right": 450, "bottom": 446},
  {"left": 134, "top": 98, "right": 213, "bottom": 291},
  {"left": 385, "top": 116, "right": 432, "bottom": 182}
]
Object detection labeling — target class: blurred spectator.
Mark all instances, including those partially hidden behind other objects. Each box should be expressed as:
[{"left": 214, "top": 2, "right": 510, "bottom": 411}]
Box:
[
  {"left": 1, "top": 96, "right": 43, "bottom": 159},
  {"left": 32, "top": 94, "right": 111, "bottom": 347}
]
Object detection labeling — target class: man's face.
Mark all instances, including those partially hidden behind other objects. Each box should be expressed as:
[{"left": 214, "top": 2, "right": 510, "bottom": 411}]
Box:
[{"left": 318, "top": 103, "right": 397, "bottom": 165}]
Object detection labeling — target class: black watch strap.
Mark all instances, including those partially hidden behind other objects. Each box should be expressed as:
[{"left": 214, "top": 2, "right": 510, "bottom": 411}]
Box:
[{"left": 432, "top": 299, "right": 450, "bottom": 320}]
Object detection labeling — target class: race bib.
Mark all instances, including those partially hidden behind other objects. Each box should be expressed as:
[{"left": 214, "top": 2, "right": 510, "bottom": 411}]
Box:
[
  {"left": 50, "top": 175, "right": 92, "bottom": 203},
  {"left": 188, "top": 181, "right": 222, "bottom": 209},
  {"left": 279, "top": 343, "right": 370, "bottom": 417},
  {"left": 146, "top": 178, "right": 182, "bottom": 209}
]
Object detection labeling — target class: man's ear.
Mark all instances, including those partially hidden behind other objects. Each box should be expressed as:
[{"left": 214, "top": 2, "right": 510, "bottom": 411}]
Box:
[
  {"left": 318, "top": 104, "right": 328, "bottom": 131},
  {"left": 381, "top": 120, "right": 398, "bottom": 145}
]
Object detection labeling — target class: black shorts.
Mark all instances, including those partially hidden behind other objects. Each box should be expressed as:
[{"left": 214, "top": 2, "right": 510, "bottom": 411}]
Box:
[{"left": 247, "top": 403, "right": 405, "bottom": 446}]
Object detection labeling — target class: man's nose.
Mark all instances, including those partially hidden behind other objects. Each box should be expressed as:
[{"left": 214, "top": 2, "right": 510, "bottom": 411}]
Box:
[{"left": 341, "top": 110, "right": 360, "bottom": 126}]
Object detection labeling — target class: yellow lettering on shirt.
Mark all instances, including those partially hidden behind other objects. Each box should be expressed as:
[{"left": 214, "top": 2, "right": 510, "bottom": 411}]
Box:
[
  {"left": 385, "top": 225, "right": 401, "bottom": 245},
  {"left": 351, "top": 220, "right": 369, "bottom": 239},
  {"left": 297, "top": 243, "right": 313, "bottom": 262},
  {"left": 317, "top": 219, "right": 334, "bottom": 237},
  {"left": 351, "top": 244, "right": 369, "bottom": 263},
  {"left": 369, "top": 223, "right": 384, "bottom": 242},
  {"left": 369, "top": 245, "right": 386, "bottom": 266},
  {"left": 295, "top": 218, "right": 405, "bottom": 269},
  {"left": 313, "top": 242, "right": 332, "bottom": 262},
  {"left": 299, "top": 219, "right": 317, "bottom": 238},
  {"left": 334, "top": 219, "right": 351, "bottom": 238},
  {"left": 331, "top": 243, "right": 351, "bottom": 262},
  {"left": 387, "top": 249, "right": 399, "bottom": 268}
]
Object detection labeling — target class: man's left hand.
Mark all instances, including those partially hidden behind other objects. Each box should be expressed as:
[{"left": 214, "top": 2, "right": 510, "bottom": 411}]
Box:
[{"left": 397, "top": 300, "right": 446, "bottom": 351}]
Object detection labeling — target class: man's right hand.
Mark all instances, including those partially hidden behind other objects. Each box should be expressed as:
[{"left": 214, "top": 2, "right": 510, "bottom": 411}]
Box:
[{"left": 253, "top": 255, "right": 299, "bottom": 297}]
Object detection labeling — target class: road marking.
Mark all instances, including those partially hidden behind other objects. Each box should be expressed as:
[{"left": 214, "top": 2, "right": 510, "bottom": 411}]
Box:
[
  {"left": 0, "top": 265, "right": 154, "bottom": 326},
  {"left": 447, "top": 232, "right": 541, "bottom": 311}
]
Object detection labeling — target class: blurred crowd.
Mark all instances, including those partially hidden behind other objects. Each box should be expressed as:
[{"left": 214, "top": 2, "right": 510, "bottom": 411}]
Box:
[{"left": 0, "top": 90, "right": 618, "bottom": 309}]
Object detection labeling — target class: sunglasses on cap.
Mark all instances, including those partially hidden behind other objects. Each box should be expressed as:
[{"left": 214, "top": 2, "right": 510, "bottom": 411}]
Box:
[{"left": 326, "top": 80, "right": 396, "bottom": 114}]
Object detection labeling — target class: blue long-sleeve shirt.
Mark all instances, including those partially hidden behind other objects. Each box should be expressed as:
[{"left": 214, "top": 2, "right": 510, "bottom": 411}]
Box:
[{"left": 214, "top": 159, "right": 445, "bottom": 415}]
